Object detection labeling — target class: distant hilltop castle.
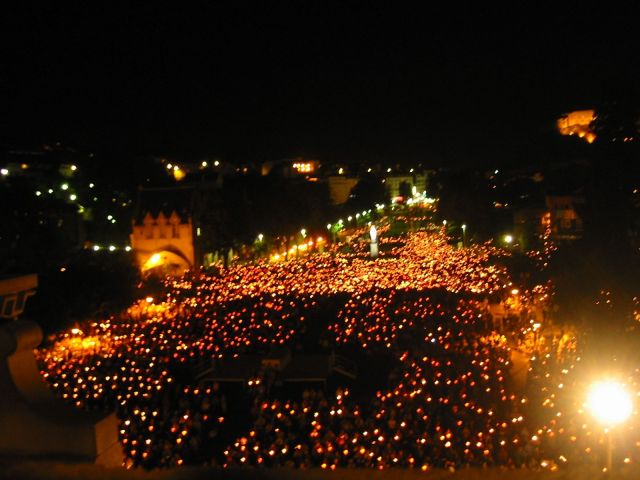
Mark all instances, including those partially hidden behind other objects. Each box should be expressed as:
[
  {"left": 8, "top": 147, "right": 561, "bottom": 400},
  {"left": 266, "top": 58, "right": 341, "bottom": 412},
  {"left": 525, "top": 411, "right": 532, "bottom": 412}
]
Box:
[{"left": 557, "top": 110, "right": 596, "bottom": 144}]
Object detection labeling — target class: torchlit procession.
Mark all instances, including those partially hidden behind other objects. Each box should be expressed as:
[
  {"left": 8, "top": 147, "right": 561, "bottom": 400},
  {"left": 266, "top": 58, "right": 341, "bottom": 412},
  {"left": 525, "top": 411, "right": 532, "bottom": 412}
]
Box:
[{"left": 35, "top": 223, "right": 640, "bottom": 472}]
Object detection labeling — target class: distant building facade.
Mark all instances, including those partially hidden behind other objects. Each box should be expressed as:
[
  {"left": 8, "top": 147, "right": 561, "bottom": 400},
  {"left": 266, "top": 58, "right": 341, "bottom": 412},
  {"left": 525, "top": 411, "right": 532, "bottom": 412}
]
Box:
[
  {"left": 546, "top": 195, "right": 583, "bottom": 241},
  {"left": 327, "top": 175, "right": 359, "bottom": 205},
  {"left": 384, "top": 171, "right": 430, "bottom": 199},
  {"left": 130, "top": 187, "right": 203, "bottom": 273},
  {"left": 130, "top": 211, "right": 195, "bottom": 271}
]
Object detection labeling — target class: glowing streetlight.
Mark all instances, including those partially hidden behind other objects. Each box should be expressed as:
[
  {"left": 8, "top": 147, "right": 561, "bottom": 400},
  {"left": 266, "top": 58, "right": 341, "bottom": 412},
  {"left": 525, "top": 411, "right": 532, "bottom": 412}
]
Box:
[
  {"left": 588, "top": 380, "right": 632, "bottom": 427},
  {"left": 300, "top": 228, "right": 306, "bottom": 238},
  {"left": 504, "top": 234, "right": 513, "bottom": 244},
  {"left": 587, "top": 380, "right": 633, "bottom": 473},
  {"left": 257, "top": 233, "right": 264, "bottom": 242}
]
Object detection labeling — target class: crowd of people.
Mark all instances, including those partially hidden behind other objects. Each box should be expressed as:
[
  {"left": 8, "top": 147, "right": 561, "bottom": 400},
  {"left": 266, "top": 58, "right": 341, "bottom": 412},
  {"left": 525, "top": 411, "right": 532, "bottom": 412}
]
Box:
[
  {"left": 225, "top": 289, "right": 536, "bottom": 470},
  {"left": 35, "top": 228, "right": 640, "bottom": 471}
]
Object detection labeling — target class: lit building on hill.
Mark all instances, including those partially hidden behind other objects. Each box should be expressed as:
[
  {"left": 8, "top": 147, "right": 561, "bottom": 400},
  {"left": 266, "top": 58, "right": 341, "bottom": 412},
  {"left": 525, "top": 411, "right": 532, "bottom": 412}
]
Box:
[{"left": 557, "top": 110, "right": 596, "bottom": 143}]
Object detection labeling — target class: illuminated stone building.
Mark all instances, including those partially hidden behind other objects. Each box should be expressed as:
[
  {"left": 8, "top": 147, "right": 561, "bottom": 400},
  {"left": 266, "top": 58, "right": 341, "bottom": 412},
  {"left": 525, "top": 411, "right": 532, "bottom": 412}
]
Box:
[
  {"left": 130, "top": 187, "right": 202, "bottom": 273},
  {"left": 557, "top": 109, "right": 596, "bottom": 143}
]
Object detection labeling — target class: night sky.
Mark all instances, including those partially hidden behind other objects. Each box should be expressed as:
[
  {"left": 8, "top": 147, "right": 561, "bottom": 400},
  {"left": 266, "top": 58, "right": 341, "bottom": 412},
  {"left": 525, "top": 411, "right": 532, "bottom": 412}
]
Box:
[{"left": 3, "top": 3, "right": 638, "bottom": 167}]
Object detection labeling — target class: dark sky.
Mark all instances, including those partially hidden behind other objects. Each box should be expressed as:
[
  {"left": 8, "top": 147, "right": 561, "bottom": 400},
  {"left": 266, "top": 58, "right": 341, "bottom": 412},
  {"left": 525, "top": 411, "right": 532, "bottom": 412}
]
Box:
[{"left": 2, "top": 3, "right": 639, "bottom": 167}]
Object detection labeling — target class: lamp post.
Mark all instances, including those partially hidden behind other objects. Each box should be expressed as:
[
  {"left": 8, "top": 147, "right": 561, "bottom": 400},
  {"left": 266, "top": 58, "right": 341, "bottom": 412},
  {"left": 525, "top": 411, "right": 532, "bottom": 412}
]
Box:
[
  {"left": 461, "top": 224, "right": 466, "bottom": 247},
  {"left": 587, "top": 380, "right": 633, "bottom": 473}
]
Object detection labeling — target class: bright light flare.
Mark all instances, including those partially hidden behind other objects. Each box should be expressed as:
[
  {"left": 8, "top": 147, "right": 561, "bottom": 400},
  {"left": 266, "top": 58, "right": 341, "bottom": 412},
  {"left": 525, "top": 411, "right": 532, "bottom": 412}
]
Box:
[{"left": 587, "top": 380, "right": 633, "bottom": 426}]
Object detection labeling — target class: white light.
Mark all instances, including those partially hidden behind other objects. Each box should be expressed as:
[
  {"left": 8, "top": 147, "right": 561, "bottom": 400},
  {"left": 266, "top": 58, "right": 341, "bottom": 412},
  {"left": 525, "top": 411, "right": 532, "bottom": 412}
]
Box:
[
  {"left": 69, "top": 194, "right": 77, "bottom": 201},
  {"left": 587, "top": 381, "right": 633, "bottom": 426},
  {"left": 370, "top": 225, "right": 377, "bottom": 243},
  {"left": 61, "top": 183, "right": 69, "bottom": 190},
  {"left": 257, "top": 233, "right": 264, "bottom": 242},
  {"left": 89, "top": 183, "right": 95, "bottom": 188},
  {"left": 125, "top": 246, "right": 132, "bottom": 252},
  {"left": 93, "top": 245, "right": 101, "bottom": 251},
  {"left": 338, "top": 168, "right": 344, "bottom": 175},
  {"left": 300, "top": 228, "right": 306, "bottom": 237},
  {"left": 70, "top": 164, "right": 77, "bottom": 171},
  {"left": 504, "top": 234, "right": 514, "bottom": 244},
  {"left": 462, "top": 224, "right": 466, "bottom": 231},
  {"left": 327, "top": 224, "right": 332, "bottom": 230},
  {"left": 108, "top": 245, "right": 116, "bottom": 252},
  {"left": 107, "top": 215, "right": 113, "bottom": 220},
  {"left": 167, "top": 163, "right": 173, "bottom": 170},
  {"left": 201, "top": 161, "right": 208, "bottom": 167},
  {"left": 347, "top": 216, "right": 352, "bottom": 222},
  {"left": 48, "top": 189, "right": 54, "bottom": 194},
  {"left": 443, "top": 220, "right": 447, "bottom": 226},
  {"left": 214, "top": 160, "right": 220, "bottom": 167},
  {"left": 35, "top": 191, "right": 42, "bottom": 196},
  {"left": 0, "top": 168, "right": 8, "bottom": 176},
  {"left": 367, "top": 168, "right": 372, "bottom": 173}
]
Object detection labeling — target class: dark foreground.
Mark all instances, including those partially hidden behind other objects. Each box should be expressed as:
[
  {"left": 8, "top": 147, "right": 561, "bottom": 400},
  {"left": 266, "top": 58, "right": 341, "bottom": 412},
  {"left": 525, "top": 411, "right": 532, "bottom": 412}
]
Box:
[{"left": 1, "top": 462, "right": 638, "bottom": 480}]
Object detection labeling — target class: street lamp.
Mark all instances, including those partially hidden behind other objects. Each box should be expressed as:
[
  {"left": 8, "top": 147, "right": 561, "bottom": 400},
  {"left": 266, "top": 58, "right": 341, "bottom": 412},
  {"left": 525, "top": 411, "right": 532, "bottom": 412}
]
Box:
[
  {"left": 587, "top": 380, "right": 633, "bottom": 473},
  {"left": 504, "top": 234, "right": 513, "bottom": 245},
  {"left": 461, "top": 224, "right": 467, "bottom": 246}
]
